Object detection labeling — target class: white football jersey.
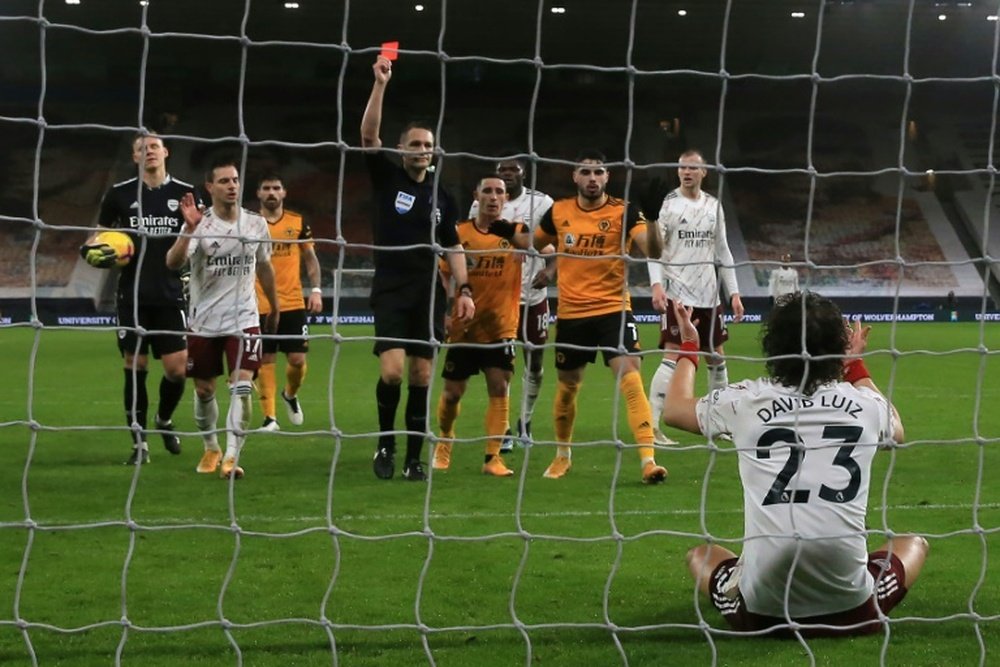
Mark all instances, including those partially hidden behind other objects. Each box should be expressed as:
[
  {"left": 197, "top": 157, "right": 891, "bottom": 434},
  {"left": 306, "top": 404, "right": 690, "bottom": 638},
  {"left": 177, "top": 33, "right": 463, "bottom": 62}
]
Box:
[
  {"left": 186, "top": 208, "right": 271, "bottom": 335},
  {"left": 470, "top": 187, "right": 554, "bottom": 306},
  {"left": 769, "top": 266, "right": 800, "bottom": 299},
  {"left": 695, "top": 378, "right": 896, "bottom": 618},
  {"left": 654, "top": 189, "right": 739, "bottom": 308}
]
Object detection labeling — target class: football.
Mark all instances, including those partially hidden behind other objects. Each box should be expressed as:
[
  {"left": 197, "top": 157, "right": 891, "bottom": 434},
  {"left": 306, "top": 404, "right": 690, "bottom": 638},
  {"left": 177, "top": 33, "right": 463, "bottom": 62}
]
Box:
[{"left": 94, "top": 230, "right": 135, "bottom": 267}]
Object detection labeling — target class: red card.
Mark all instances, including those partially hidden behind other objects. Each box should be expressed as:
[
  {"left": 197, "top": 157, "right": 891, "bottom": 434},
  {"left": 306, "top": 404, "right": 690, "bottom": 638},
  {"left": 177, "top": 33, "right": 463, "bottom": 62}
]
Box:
[{"left": 380, "top": 41, "right": 399, "bottom": 61}]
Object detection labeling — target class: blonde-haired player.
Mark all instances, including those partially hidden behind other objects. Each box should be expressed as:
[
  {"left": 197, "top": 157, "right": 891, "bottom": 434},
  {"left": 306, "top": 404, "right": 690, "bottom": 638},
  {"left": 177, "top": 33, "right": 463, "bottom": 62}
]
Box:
[
  {"left": 647, "top": 149, "right": 744, "bottom": 445},
  {"left": 254, "top": 173, "right": 323, "bottom": 431}
]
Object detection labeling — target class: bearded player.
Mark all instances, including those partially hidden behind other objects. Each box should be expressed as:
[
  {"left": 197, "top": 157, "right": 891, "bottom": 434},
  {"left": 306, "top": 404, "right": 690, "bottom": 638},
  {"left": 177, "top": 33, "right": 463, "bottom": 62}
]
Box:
[{"left": 254, "top": 173, "right": 323, "bottom": 431}]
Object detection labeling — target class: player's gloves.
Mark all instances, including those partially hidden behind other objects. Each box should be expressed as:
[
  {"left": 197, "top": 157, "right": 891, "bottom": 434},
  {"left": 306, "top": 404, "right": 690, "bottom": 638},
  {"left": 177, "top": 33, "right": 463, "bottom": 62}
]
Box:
[
  {"left": 487, "top": 219, "right": 519, "bottom": 240},
  {"left": 79, "top": 243, "right": 118, "bottom": 269}
]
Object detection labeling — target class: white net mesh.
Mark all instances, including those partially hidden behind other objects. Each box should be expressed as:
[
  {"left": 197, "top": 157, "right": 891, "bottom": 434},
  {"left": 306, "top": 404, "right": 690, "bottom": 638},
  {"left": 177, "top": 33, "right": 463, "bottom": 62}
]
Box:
[{"left": 2, "top": 1, "right": 1000, "bottom": 665}]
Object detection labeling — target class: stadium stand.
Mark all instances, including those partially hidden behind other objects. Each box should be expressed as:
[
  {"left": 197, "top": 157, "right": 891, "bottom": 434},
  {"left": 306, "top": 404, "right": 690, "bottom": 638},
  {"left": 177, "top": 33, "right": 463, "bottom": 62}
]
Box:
[
  {"left": 0, "top": 132, "right": 119, "bottom": 291},
  {"left": 719, "top": 114, "right": 985, "bottom": 297}
]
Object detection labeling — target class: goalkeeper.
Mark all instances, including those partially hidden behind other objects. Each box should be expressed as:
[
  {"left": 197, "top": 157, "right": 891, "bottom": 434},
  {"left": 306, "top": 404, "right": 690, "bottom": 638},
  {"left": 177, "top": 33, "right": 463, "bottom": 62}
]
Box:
[
  {"left": 81, "top": 133, "right": 202, "bottom": 465},
  {"left": 664, "top": 292, "right": 929, "bottom": 637}
]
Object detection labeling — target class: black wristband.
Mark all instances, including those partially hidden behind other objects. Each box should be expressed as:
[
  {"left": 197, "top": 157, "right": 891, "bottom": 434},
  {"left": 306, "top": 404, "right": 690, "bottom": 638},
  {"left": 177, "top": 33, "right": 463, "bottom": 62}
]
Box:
[{"left": 458, "top": 283, "right": 473, "bottom": 297}]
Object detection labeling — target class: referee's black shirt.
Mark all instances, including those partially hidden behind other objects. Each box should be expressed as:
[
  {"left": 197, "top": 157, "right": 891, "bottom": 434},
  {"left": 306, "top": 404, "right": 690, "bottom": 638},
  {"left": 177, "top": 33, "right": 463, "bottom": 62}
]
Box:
[
  {"left": 364, "top": 152, "right": 459, "bottom": 298},
  {"left": 99, "top": 174, "right": 201, "bottom": 307}
]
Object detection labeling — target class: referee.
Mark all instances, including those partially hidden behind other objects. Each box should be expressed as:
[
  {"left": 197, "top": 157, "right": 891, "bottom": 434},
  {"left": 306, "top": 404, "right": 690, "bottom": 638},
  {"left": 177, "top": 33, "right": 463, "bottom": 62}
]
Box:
[
  {"left": 80, "top": 132, "right": 201, "bottom": 465},
  {"left": 361, "top": 55, "right": 475, "bottom": 482}
]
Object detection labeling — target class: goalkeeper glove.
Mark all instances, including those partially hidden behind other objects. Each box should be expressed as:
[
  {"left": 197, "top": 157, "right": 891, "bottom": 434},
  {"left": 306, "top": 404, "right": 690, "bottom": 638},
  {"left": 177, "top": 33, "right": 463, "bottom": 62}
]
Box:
[
  {"left": 79, "top": 243, "right": 118, "bottom": 269},
  {"left": 487, "top": 219, "right": 519, "bottom": 240}
]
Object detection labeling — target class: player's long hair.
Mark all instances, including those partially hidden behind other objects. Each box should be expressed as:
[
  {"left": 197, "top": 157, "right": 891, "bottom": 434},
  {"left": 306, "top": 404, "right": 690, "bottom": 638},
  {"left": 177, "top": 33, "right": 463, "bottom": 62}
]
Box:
[{"left": 761, "top": 291, "right": 849, "bottom": 395}]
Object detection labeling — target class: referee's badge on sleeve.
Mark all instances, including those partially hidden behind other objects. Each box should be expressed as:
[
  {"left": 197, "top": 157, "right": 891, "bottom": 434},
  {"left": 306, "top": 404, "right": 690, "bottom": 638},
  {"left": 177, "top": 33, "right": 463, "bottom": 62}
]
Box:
[{"left": 395, "top": 191, "right": 415, "bottom": 214}]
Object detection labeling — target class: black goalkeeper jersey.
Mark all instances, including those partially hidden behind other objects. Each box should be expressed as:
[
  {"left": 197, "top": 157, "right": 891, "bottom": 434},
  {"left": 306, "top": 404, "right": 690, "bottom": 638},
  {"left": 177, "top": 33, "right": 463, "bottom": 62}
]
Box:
[
  {"left": 364, "top": 152, "right": 459, "bottom": 298},
  {"left": 98, "top": 174, "right": 201, "bottom": 307}
]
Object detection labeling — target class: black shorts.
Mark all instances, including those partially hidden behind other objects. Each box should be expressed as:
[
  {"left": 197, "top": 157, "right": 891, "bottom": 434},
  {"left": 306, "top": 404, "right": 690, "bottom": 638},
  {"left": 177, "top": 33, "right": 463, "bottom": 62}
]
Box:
[
  {"left": 116, "top": 304, "right": 187, "bottom": 359},
  {"left": 554, "top": 311, "right": 641, "bottom": 371},
  {"left": 660, "top": 303, "right": 729, "bottom": 351},
  {"left": 371, "top": 286, "right": 446, "bottom": 360},
  {"left": 260, "top": 309, "right": 309, "bottom": 355},
  {"left": 442, "top": 340, "right": 516, "bottom": 380},
  {"left": 708, "top": 551, "right": 909, "bottom": 638}
]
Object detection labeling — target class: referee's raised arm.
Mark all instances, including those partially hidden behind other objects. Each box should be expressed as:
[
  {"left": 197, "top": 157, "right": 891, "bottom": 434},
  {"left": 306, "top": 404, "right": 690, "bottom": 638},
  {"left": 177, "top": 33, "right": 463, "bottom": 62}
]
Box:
[{"left": 361, "top": 56, "right": 392, "bottom": 149}]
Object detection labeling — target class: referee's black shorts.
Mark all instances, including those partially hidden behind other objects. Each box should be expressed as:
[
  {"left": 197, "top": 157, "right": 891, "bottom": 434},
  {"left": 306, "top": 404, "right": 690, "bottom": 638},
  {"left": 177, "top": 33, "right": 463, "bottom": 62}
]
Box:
[{"left": 371, "top": 286, "right": 446, "bottom": 359}]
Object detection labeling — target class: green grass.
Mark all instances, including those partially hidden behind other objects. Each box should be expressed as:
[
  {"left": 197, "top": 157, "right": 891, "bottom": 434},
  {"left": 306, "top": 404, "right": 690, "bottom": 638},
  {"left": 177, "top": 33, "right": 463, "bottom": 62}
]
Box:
[{"left": 1, "top": 321, "right": 999, "bottom": 666}]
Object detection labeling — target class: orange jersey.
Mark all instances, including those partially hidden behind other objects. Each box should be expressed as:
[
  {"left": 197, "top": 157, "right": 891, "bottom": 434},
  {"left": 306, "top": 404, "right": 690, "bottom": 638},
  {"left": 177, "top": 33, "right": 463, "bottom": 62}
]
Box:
[
  {"left": 442, "top": 220, "right": 524, "bottom": 343},
  {"left": 536, "top": 196, "right": 646, "bottom": 320},
  {"left": 255, "top": 210, "right": 314, "bottom": 314}
]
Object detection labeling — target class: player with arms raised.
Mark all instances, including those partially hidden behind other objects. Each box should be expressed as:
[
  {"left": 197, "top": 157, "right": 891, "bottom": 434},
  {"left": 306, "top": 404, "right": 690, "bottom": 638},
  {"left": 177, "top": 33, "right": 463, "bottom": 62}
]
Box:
[
  {"left": 647, "top": 149, "right": 744, "bottom": 445},
  {"left": 433, "top": 175, "right": 531, "bottom": 476},
  {"left": 663, "top": 292, "right": 928, "bottom": 636},
  {"left": 80, "top": 132, "right": 201, "bottom": 465},
  {"left": 166, "top": 158, "right": 279, "bottom": 480},
  {"left": 533, "top": 150, "right": 668, "bottom": 484},
  {"left": 361, "top": 55, "right": 475, "bottom": 482}
]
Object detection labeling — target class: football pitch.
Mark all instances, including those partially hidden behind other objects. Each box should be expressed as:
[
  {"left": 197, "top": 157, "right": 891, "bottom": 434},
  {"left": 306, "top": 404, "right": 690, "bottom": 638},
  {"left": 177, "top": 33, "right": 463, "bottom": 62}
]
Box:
[{"left": 1, "top": 321, "right": 998, "bottom": 666}]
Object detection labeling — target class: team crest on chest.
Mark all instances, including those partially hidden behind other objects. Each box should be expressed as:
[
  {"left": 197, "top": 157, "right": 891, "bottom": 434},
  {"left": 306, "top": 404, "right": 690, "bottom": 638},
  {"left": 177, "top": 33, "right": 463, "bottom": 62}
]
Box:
[
  {"left": 598, "top": 219, "right": 611, "bottom": 232},
  {"left": 395, "top": 191, "right": 416, "bottom": 214},
  {"left": 167, "top": 199, "right": 179, "bottom": 212},
  {"left": 498, "top": 239, "right": 511, "bottom": 249}
]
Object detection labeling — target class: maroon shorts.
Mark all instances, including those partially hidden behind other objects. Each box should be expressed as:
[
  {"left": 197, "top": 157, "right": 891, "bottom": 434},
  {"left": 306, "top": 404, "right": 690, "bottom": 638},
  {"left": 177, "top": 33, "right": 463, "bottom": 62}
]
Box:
[
  {"left": 659, "top": 303, "right": 728, "bottom": 351},
  {"left": 518, "top": 300, "right": 550, "bottom": 346},
  {"left": 186, "top": 328, "right": 263, "bottom": 380},
  {"left": 708, "top": 550, "right": 908, "bottom": 638}
]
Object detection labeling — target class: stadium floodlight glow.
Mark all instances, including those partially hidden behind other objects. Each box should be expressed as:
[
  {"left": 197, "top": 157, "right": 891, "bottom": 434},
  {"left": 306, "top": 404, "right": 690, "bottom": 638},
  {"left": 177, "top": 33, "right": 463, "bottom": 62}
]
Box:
[
  {"left": 415, "top": 4, "right": 424, "bottom": 10},
  {"left": 990, "top": 15, "right": 1000, "bottom": 21},
  {"left": 283, "top": 2, "right": 299, "bottom": 8},
  {"left": 938, "top": 13, "right": 947, "bottom": 20},
  {"left": 139, "top": 0, "right": 148, "bottom": 5},
  {"left": 550, "top": 6, "right": 566, "bottom": 14},
  {"left": 678, "top": 9, "right": 687, "bottom": 16},
  {"left": 791, "top": 11, "right": 805, "bottom": 18},
  {"left": 65, "top": 0, "right": 80, "bottom": 4}
]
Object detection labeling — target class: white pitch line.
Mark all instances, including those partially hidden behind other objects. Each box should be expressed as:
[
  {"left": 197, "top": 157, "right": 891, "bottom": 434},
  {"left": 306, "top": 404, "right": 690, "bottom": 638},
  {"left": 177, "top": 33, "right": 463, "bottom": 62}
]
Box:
[{"left": 14, "top": 501, "right": 1000, "bottom": 528}]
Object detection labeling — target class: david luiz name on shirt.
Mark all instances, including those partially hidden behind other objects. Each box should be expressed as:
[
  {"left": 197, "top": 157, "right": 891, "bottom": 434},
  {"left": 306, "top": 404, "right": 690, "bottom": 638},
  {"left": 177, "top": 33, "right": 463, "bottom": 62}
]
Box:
[{"left": 755, "top": 394, "right": 866, "bottom": 424}]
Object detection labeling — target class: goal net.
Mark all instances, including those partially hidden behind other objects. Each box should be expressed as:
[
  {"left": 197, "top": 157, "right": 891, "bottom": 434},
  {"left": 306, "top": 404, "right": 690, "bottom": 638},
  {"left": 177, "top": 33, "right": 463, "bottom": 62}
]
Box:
[{"left": 1, "top": 1, "right": 998, "bottom": 665}]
